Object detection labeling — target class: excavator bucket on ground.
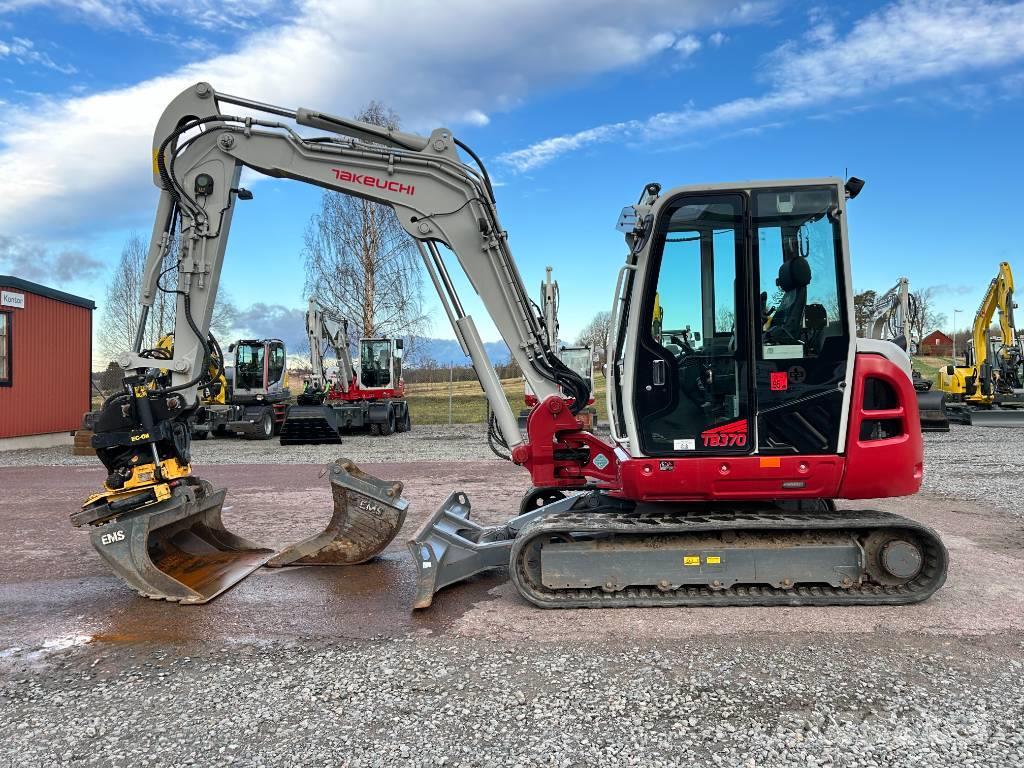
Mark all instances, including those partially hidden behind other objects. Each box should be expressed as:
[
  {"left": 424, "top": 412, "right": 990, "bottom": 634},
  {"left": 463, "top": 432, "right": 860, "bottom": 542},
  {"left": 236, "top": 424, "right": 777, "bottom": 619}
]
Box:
[
  {"left": 278, "top": 405, "right": 343, "bottom": 445},
  {"left": 70, "top": 478, "right": 274, "bottom": 604},
  {"left": 916, "top": 391, "right": 950, "bottom": 432},
  {"left": 268, "top": 459, "right": 408, "bottom": 566}
]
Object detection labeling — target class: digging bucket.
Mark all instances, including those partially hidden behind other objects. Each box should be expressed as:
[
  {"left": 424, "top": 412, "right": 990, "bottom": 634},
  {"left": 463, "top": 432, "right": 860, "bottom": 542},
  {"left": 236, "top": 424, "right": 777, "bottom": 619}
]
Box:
[
  {"left": 916, "top": 391, "right": 950, "bottom": 433},
  {"left": 268, "top": 459, "right": 408, "bottom": 567},
  {"left": 78, "top": 479, "right": 274, "bottom": 604},
  {"left": 279, "top": 405, "right": 342, "bottom": 445}
]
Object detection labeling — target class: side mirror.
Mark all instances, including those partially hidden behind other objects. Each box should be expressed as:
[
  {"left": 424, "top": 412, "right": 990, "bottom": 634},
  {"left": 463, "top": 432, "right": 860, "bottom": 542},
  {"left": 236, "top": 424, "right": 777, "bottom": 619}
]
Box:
[
  {"left": 845, "top": 177, "right": 865, "bottom": 199},
  {"left": 228, "top": 343, "right": 236, "bottom": 353},
  {"left": 395, "top": 339, "right": 404, "bottom": 350}
]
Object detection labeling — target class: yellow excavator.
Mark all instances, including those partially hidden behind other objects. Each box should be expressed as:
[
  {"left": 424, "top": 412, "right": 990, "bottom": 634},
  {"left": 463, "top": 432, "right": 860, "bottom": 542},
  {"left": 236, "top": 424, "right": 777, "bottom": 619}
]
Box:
[{"left": 938, "top": 262, "right": 1024, "bottom": 426}]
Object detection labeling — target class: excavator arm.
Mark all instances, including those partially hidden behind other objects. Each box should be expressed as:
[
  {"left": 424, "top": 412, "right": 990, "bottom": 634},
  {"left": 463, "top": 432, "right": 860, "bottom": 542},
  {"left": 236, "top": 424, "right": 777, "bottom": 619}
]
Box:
[
  {"left": 129, "top": 82, "right": 587, "bottom": 451},
  {"left": 975, "top": 262, "right": 1016, "bottom": 365},
  {"left": 305, "top": 299, "right": 353, "bottom": 395}
]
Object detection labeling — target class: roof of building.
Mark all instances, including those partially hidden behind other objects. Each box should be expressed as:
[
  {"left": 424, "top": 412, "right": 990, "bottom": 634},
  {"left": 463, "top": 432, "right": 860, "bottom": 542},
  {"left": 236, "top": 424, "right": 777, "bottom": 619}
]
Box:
[
  {"left": 0, "top": 275, "right": 96, "bottom": 310},
  {"left": 921, "top": 330, "right": 953, "bottom": 342}
]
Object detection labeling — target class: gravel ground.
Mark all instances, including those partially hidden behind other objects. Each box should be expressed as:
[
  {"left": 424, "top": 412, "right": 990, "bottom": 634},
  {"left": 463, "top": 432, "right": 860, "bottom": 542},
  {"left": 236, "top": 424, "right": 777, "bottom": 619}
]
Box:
[
  {"left": 5, "top": 421, "right": 1021, "bottom": 518},
  {"left": 3, "top": 635, "right": 1022, "bottom": 768},
  {"left": 922, "top": 425, "right": 1024, "bottom": 517},
  {"left": 3, "top": 424, "right": 1023, "bottom": 767},
  {"left": 0, "top": 424, "right": 503, "bottom": 467}
]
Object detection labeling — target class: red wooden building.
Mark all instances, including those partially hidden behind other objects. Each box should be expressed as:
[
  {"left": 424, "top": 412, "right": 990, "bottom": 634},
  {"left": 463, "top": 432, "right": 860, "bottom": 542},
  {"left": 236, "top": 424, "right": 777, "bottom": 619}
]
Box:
[
  {"left": 0, "top": 276, "right": 95, "bottom": 444},
  {"left": 918, "top": 330, "right": 953, "bottom": 357}
]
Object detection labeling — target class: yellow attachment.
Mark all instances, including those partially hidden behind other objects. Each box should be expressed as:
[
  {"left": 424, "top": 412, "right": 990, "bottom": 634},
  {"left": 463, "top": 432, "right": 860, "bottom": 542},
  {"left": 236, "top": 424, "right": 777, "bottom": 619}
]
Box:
[
  {"left": 108, "top": 458, "right": 192, "bottom": 493},
  {"left": 81, "top": 481, "right": 172, "bottom": 516}
]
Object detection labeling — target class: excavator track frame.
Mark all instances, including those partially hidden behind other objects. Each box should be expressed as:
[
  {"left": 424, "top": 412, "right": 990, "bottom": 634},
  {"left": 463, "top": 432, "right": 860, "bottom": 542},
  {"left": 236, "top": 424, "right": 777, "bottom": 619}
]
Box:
[{"left": 509, "top": 503, "right": 947, "bottom": 609}]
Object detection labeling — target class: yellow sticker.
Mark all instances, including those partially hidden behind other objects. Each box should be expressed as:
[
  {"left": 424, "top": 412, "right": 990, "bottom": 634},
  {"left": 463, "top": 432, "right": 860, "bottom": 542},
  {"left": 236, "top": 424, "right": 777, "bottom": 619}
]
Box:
[
  {"left": 683, "top": 555, "right": 700, "bottom": 566},
  {"left": 153, "top": 149, "right": 161, "bottom": 176},
  {"left": 706, "top": 556, "right": 722, "bottom": 564}
]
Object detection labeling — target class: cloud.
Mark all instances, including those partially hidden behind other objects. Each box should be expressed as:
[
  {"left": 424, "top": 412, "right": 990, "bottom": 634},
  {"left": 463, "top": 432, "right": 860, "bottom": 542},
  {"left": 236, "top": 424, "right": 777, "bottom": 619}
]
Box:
[
  {"left": 0, "top": 0, "right": 286, "bottom": 32},
  {"left": 0, "top": 234, "right": 104, "bottom": 283},
  {"left": 500, "top": 0, "right": 1024, "bottom": 171},
  {"left": 708, "top": 31, "right": 727, "bottom": 47},
  {"left": 233, "top": 302, "right": 307, "bottom": 353},
  {"left": 673, "top": 34, "right": 702, "bottom": 57},
  {"left": 0, "top": 36, "right": 75, "bottom": 73},
  {"left": 463, "top": 109, "right": 490, "bottom": 127},
  {"left": 0, "top": 0, "right": 770, "bottom": 237}
]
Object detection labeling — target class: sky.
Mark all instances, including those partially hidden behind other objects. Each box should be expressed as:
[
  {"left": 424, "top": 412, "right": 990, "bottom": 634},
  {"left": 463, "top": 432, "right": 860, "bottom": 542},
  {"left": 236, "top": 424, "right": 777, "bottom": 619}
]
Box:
[{"left": 1, "top": 0, "right": 1023, "bottom": 360}]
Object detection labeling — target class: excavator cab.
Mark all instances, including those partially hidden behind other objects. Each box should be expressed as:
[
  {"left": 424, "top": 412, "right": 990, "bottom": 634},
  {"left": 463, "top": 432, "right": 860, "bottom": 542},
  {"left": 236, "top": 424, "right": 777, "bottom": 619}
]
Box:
[
  {"left": 358, "top": 338, "right": 404, "bottom": 394},
  {"left": 624, "top": 185, "right": 851, "bottom": 457},
  {"left": 232, "top": 339, "right": 288, "bottom": 399}
]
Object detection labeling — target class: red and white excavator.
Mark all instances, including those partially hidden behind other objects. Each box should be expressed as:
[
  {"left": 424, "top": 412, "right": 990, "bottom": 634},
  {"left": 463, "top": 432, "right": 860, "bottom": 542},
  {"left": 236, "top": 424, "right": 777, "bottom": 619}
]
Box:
[
  {"left": 278, "top": 298, "right": 411, "bottom": 444},
  {"left": 75, "top": 82, "right": 947, "bottom": 608}
]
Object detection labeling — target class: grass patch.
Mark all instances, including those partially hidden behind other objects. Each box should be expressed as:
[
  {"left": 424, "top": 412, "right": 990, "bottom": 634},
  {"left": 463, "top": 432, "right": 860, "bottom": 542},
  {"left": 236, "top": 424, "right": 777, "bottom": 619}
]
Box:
[{"left": 405, "top": 373, "right": 609, "bottom": 426}]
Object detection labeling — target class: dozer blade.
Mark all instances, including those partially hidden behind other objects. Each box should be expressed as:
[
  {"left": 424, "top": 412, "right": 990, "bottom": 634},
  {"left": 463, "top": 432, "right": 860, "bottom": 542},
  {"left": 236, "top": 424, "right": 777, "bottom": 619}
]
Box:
[
  {"left": 268, "top": 459, "right": 408, "bottom": 567},
  {"left": 80, "top": 479, "right": 274, "bottom": 604},
  {"left": 279, "top": 405, "right": 342, "bottom": 445},
  {"left": 966, "top": 407, "right": 1024, "bottom": 427},
  {"left": 916, "top": 390, "right": 950, "bottom": 433}
]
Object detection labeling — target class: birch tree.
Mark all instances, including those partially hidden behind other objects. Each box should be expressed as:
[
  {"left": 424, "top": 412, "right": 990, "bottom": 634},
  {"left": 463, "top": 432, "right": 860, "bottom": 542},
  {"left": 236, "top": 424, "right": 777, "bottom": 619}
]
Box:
[{"left": 302, "top": 101, "right": 427, "bottom": 344}]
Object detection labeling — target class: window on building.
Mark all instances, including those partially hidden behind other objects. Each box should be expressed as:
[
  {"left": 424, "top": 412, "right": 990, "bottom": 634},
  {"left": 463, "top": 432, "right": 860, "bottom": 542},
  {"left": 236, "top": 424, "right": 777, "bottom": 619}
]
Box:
[{"left": 0, "top": 312, "right": 9, "bottom": 385}]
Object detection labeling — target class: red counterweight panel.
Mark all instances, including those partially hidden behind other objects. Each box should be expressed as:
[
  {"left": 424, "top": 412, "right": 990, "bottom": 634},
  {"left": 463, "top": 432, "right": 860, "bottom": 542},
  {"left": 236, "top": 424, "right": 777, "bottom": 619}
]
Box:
[{"left": 838, "top": 353, "right": 924, "bottom": 499}]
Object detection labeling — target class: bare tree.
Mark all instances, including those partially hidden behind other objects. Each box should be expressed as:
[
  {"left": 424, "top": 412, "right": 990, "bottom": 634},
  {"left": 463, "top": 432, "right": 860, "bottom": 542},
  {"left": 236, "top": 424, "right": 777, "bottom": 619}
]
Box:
[
  {"left": 97, "top": 232, "right": 238, "bottom": 364},
  {"left": 97, "top": 233, "right": 147, "bottom": 362},
  {"left": 910, "top": 287, "right": 947, "bottom": 343},
  {"left": 302, "top": 101, "right": 427, "bottom": 345},
  {"left": 576, "top": 310, "right": 613, "bottom": 364},
  {"left": 853, "top": 289, "right": 878, "bottom": 336}
]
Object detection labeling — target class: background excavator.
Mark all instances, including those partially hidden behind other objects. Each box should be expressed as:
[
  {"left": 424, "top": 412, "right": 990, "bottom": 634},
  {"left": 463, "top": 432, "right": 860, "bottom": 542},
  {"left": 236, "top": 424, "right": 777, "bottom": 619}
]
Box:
[
  {"left": 520, "top": 266, "right": 597, "bottom": 432},
  {"left": 278, "top": 298, "right": 410, "bottom": 444},
  {"left": 938, "top": 261, "right": 1024, "bottom": 426},
  {"left": 191, "top": 338, "right": 290, "bottom": 440},
  {"left": 860, "top": 278, "right": 949, "bottom": 432},
  {"left": 75, "top": 82, "right": 947, "bottom": 610}
]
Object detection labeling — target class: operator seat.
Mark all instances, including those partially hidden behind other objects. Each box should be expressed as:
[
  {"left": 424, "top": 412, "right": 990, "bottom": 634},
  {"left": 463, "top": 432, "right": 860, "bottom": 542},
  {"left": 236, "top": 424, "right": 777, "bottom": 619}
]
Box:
[{"left": 765, "top": 256, "right": 811, "bottom": 345}]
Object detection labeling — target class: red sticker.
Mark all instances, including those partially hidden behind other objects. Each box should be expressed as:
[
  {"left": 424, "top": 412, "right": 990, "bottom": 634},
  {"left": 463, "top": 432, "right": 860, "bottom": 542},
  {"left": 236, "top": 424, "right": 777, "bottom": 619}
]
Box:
[{"left": 770, "top": 371, "right": 789, "bottom": 391}]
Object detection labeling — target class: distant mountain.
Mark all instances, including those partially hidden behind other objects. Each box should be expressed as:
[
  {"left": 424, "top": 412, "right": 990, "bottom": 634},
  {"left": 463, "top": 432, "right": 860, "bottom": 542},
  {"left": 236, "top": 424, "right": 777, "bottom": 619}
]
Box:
[
  {"left": 405, "top": 337, "right": 511, "bottom": 367},
  {"left": 282, "top": 338, "right": 512, "bottom": 370}
]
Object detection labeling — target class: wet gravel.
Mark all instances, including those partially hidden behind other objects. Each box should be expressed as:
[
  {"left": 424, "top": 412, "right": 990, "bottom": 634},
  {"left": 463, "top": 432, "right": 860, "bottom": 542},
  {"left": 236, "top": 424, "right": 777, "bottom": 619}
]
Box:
[{"left": 2, "top": 635, "right": 1022, "bottom": 768}]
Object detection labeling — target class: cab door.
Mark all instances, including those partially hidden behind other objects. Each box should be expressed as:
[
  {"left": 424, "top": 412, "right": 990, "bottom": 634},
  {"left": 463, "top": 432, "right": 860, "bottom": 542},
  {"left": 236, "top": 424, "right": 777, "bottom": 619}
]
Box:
[{"left": 632, "top": 193, "right": 754, "bottom": 456}]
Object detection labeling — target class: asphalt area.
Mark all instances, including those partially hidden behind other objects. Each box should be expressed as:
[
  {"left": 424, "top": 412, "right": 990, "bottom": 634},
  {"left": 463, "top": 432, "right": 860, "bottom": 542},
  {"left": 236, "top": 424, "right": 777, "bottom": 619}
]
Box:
[{"left": 1, "top": 426, "right": 1023, "bottom": 766}]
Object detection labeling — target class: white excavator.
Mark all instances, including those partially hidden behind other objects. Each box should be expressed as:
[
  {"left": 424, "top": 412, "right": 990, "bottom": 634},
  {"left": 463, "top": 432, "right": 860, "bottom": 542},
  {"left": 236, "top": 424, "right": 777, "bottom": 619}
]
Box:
[
  {"left": 521, "top": 266, "right": 597, "bottom": 432},
  {"left": 861, "top": 278, "right": 948, "bottom": 432},
  {"left": 75, "top": 82, "right": 947, "bottom": 608},
  {"left": 279, "top": 298, "right": 411, "bottom": 443}
]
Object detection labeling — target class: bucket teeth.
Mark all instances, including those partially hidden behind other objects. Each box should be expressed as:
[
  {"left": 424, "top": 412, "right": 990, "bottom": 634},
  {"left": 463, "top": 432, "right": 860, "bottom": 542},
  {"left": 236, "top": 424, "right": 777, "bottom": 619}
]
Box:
[
  {"left": 268, "top": 459, "right": 408, "bottom": 567},
  {"left": 82, "top": 479, "right": 274, "bottom": 604}
]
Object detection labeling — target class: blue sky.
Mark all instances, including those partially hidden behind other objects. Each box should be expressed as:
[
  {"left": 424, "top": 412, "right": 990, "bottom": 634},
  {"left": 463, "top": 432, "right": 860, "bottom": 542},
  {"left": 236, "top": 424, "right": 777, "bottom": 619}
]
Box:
[{"left": 1, "top": 0, "right": 1023, "bottom": 357}]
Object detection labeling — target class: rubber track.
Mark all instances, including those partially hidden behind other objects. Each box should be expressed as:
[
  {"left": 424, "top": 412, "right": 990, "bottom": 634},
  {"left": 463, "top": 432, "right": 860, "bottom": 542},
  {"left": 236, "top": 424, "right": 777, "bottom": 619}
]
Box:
[{"left": 509, "top": 508, "right": 948, "bottom": 609}]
